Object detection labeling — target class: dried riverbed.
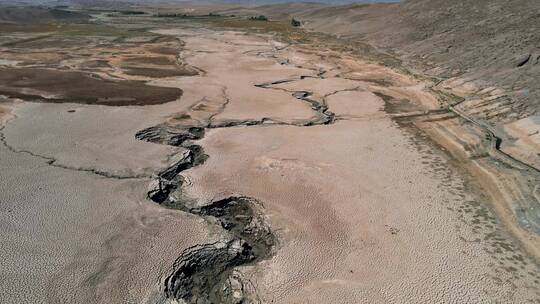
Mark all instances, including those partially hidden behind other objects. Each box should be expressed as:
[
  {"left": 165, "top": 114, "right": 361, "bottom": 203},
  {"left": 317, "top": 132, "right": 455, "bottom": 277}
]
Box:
[{"left": 0, "top": 22, "right": 539, "bottom": 304}]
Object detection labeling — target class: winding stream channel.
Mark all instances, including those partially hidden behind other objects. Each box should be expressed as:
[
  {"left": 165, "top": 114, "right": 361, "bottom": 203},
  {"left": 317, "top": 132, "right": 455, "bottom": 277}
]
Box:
[{"left": 136, "top": 26, "right": 540, "bottom": 303}]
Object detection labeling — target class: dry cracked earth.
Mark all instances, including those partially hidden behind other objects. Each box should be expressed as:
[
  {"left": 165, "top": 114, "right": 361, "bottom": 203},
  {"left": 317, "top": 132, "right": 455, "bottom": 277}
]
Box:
[{"left": 1, "top": 18, "right": 539, "bottom": 304}]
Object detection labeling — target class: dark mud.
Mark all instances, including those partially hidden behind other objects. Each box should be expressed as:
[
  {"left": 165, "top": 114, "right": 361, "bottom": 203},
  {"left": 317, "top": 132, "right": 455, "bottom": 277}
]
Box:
[
  {"left": 133, "top": 53, "right": 350, "bottom": 303},
  {"left": 122, "top": 56, "right": 177, "bottom": 66},
  {"left": 135, "top": 74, "right": 340, "bottom": 302},
  {"left": 136, "top": 124, "right": 276, "bottom": 304},
  {"left": 164, "top": 197, "right": 275, "bottom": 304}
]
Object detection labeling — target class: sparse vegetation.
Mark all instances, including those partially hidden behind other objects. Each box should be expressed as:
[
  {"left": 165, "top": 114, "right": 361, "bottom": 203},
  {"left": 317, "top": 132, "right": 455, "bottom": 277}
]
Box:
[
  {"left": 291, "top": 18, "right": 301, "bottom": 27},
  {"left": 119, "top": 10, "right": 146, "bottom": 15},
  {"left": 248, "top": 15, "right": 268, "bottom": 21},
  {"left": 155, "top": 13, "right": 189, "bottom": 18}
]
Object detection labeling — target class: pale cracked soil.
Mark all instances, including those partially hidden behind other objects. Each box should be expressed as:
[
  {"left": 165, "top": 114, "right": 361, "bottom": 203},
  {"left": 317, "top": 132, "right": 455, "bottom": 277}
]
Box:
[{"left": 0, "top": 25, "right": 539, "bottom": 304}]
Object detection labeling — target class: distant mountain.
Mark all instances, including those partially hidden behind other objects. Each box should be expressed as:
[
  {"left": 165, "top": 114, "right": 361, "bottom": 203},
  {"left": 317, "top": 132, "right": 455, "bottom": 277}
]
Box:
[
  {"left": 2, "top": 0, "right": 400, "bottom": 6},
  {"left": 175, "top": 0, "right": 400, "bottom": 3},
  {"left": 0, "top": 5, "right": 89, "bottom": 23}
]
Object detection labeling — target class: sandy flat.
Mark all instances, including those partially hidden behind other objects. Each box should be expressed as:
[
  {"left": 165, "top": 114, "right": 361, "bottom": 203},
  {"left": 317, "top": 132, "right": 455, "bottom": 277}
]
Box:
[{"left": 0, "top": 134, "right": 213, "bottom": 303}]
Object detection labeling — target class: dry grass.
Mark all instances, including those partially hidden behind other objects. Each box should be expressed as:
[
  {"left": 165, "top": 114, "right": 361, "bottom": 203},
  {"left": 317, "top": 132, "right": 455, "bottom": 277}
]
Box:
[{"left": 0, "top": 22, "right": 151, "bottom": 38}]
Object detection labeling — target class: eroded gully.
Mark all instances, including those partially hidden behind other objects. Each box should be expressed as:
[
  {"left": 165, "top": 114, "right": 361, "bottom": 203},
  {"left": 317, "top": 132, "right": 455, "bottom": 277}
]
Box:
[{"left": 133, "top": 33, "right": 361, "bottom": 304}]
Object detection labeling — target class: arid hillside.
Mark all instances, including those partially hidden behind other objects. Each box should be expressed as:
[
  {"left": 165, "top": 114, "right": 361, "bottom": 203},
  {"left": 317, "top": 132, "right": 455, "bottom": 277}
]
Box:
[
  {"left": 297, "top": 0, "right": 540, "bottom": 118},
  {"left": 216, "top": 0, "right": 539, "bottom": 169}
]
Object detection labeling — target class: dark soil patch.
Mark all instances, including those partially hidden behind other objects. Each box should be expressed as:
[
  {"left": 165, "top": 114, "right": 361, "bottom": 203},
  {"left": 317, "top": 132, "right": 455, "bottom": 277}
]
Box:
[
  {"left": 80, "top": 60, "right": 111, "bottom": 69},
  {"left": 8, "top": 35, "right": 95, "bottom": 49},
  {"left": 0, "top": 67, "right": 182, "bottom": 106},
  {"left": 124, "top": 67, "right": 198, "bottom": 78},
  {"left": 136, "top": 124, "right": 276, "bottom": 304},
  {"left": 374, "top": 91, "right": 422, "bottom": 114},
  {"left": 122, "top": 56, "right": 176, "bottom": 66},
  {"left": 148, "top": 46, "right": 180, "bottom": 55}
]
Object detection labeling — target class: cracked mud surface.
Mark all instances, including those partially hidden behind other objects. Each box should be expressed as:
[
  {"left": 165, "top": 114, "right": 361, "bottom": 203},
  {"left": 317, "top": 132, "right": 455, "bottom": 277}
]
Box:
[
  {"left": 1, "top": 19, "right": 539, "bottom": 304},
  {"left": 136, "top": 123, "right": 275, "bottom": 304}
]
